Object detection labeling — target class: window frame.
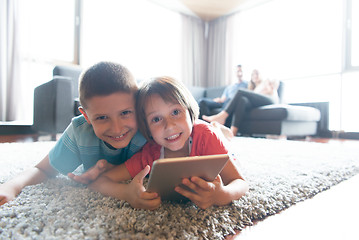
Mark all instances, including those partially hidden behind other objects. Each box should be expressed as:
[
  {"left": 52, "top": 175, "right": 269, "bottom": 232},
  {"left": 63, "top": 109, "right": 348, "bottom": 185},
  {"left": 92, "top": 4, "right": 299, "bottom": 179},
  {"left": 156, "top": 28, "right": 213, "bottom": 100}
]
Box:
[{"left": 344, "top": 0, "right": 359, "bottom": 71}]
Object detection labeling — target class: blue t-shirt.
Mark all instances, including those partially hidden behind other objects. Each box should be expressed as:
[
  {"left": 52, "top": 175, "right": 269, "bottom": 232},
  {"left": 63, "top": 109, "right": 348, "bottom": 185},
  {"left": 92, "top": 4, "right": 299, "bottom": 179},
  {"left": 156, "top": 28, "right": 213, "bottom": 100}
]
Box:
[
  {"left": 221, "top": 81, "right": 248, "bottom": 100},
  {"left": 49, "top": 115, "right": 147, "bottom": 175}
]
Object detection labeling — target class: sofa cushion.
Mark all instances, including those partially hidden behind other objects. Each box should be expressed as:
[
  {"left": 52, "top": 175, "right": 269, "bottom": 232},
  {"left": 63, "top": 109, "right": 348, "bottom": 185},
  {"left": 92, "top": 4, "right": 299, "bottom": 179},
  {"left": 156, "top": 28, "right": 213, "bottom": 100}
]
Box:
[
  {"left": 205, "top": 86, "right": 226, "bottom": 99},
  {"left": 239, "top": 120, "right": 319, "bottom": 136},
  {"left": 187, "top": 86, "right": 206, "bottom": 102},
  {"left": 246, "top": 104, "right": 321, "bottom": 121}
]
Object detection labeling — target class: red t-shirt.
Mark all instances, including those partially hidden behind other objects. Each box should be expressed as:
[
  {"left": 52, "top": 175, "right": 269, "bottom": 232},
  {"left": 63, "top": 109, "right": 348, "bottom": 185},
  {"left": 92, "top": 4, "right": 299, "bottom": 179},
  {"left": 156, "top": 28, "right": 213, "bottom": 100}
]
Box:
[{"left": 125, "top": 120, "right": 229, "bottom": 178}]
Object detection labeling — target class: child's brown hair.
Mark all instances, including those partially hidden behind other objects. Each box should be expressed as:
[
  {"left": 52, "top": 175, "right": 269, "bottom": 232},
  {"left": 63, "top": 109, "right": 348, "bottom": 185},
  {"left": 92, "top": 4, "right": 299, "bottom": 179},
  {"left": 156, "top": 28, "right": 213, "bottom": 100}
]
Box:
[
  {"left": 79, "top": 61, "right": 138, "bottom": 109},
  {"left": 135, "top": 76, "right": 199, "bottom": 142}
]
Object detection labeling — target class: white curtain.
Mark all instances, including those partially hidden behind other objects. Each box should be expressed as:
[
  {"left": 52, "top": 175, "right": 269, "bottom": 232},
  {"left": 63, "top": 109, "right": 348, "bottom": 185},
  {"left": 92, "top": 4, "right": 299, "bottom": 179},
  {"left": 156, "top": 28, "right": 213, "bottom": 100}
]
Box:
[
  {"left": 181, "top": 13, "right": 234, "bottom": 87},
  {"left": 224, "top": 14, "right": 236, "bottom": 86},
  {"left": 206, "top": 15, "right": 235, "bottom": 87},
  {"left": 0, "top": 0, "right": 21, "bottom": 121},
  {"left": 181, "top": 14, "right": 207, "bottom": 87}
]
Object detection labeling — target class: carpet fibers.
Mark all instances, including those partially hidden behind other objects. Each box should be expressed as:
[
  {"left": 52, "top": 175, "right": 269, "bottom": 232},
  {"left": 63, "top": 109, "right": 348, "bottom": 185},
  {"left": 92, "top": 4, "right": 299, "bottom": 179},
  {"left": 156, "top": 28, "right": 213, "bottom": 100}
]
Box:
[{"left": 1, "top": 138, "right": 358, "bottom": 239}]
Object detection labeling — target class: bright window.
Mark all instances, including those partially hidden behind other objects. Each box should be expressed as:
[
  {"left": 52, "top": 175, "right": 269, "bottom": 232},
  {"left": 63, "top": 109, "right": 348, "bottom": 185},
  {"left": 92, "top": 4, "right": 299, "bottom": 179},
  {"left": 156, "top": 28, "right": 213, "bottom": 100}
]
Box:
[
  {"left": 16, "top": 0, "right": 181, "bottom": 122},
  {"left": 350, "top": 0, "right": 359, "bottom": 67},
  {"left": 232, "top": 0, "right": 342, "bottom": 80},
  {"left": 341, "top": 72, "right": 359, "bottom": 131},
  {"left": 81, "top": 0, "right": 182, "bottom": 80},
  {"left": 17, "top": 0, "right": 76, "bottom": 122},
  {"left": 231, "top": 0, "right": 359, "bottom": 131},
  {"left": 19, "top": 0, "right": 75, "bottom": 63}
]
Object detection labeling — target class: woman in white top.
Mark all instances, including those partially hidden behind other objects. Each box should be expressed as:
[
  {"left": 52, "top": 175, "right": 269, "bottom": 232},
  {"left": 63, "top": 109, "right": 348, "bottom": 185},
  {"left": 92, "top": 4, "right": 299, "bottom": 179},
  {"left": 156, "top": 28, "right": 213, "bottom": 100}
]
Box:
[{"left": 203, "top": 69, "right": 279, "bottom": 136}]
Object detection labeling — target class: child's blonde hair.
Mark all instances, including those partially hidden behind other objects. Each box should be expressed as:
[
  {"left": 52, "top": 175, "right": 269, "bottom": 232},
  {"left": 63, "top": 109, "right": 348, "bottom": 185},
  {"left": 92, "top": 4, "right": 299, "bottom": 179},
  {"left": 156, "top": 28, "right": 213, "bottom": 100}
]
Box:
[{"left": 135, "top": 76, "right": 199, "bottom": 142}]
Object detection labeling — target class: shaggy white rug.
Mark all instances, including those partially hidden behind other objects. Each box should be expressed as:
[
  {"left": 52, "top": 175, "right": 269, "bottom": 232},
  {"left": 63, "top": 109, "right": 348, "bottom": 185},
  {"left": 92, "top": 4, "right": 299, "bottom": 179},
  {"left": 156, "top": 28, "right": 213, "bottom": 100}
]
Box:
[{"left": 1, "top": 137, "right": 359, "bottom": 240}]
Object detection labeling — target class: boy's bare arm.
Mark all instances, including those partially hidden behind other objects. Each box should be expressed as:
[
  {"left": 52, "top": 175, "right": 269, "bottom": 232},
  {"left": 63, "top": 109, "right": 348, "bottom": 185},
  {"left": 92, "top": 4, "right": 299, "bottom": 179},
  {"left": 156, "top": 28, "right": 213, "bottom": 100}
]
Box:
[
  {"left": 89, "top": 165, "right": 160, "bottom": 210},
  {"left": 89, "top": 163, "right": 132, "bottom": 192},
  {"left": 0, "top": 154, "right": 58, "bottom": 206},
  {"left": 89, "top": 175, "right": 129, "bottom": 199},
  {"left": 89, "top": 163, "right": 131, "bottom": 197},
  {"left": 68, "top": 159, "right": 115, "bottom": 184}
]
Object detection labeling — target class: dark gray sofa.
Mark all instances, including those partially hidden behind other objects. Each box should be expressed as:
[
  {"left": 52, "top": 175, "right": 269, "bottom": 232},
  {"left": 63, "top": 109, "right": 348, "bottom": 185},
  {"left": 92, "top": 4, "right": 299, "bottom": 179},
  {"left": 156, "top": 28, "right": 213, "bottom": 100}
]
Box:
[
  {"left": 33, "top": 65, "right": 324, "bottom": 138},
  {"left": 189, "top": 84, "right": 323, "bottom": 137}
]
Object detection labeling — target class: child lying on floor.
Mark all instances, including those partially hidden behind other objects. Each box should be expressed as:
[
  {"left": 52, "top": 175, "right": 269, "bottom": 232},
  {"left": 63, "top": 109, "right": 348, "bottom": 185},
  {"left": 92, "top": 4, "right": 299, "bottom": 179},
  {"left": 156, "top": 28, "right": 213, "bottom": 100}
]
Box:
[{"left": 89, "top": 76, "right": 249, "bottom": 210}]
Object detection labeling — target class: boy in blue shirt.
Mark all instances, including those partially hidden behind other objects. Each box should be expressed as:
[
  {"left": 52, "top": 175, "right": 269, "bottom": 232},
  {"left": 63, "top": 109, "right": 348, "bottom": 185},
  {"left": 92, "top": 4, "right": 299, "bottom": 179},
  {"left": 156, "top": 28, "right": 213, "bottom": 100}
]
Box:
[
  {"left": 198, "top": 65, "right": 248, "bottom": 118},
  {"left": 0, "top": 62, "right": 146, "bottom": 206}
]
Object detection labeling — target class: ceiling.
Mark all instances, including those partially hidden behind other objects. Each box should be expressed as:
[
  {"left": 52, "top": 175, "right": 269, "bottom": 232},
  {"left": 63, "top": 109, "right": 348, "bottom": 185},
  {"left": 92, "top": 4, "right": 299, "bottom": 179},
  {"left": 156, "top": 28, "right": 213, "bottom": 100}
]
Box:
[{"left": 149, "top": 0, "right": 266, "bottom": 21}]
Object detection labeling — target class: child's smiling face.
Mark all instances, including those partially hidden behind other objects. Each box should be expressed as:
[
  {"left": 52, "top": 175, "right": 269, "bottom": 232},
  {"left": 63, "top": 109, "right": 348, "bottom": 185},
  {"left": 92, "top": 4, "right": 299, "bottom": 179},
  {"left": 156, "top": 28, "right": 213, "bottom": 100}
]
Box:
[
  {"left": 80, "top": 92, "right": 138, "bottom": 149},
  {"left": 145, "top": 94, "right": 193, "bottom": 154}
]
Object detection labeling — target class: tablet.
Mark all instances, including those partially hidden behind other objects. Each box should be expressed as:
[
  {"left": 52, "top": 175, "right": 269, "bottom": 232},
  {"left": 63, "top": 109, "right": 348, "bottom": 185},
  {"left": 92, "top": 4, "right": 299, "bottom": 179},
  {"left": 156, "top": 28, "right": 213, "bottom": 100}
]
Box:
[{"left": 146, "top": 154, "right": 229, "bottom": 202}]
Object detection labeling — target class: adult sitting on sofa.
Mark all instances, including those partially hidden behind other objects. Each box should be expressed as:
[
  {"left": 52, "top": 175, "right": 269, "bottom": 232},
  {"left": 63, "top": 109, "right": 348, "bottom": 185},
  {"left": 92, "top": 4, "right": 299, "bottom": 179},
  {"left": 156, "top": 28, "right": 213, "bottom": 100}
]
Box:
[
  {"left": 190, "top": 79, "right": 323, "bottom": 138},
  {"left": 198, "top": 64, "right": 248, "bottom": 118},
  {"left": 202, "top": 70, "right": 280, "bottom": 136}
]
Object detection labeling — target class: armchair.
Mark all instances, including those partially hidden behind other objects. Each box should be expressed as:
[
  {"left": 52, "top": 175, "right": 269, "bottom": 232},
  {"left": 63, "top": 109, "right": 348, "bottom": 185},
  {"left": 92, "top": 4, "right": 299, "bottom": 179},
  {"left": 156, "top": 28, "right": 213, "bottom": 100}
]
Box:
[{"left": 32, "top": 65, "right": 82, "bottom": 136}]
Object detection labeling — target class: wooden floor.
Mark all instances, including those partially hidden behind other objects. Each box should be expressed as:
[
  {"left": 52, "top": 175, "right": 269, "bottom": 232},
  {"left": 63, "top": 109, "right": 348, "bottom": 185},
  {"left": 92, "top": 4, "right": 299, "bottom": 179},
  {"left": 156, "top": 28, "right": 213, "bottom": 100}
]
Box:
[
  {"left": 0, "top": 134, "right": 39, "bottom": 143},
  {"left": 0, "top": 134, "right": 58, "bottom": 143},
  {"left": 228, "top": 174, "right": 359, "bottom": 240},
  {"left": 1, "top": 134, "right": 359, "bottom": 240},
  {"left": 227, "top": 137, "right": 359, "bottom": 240}
]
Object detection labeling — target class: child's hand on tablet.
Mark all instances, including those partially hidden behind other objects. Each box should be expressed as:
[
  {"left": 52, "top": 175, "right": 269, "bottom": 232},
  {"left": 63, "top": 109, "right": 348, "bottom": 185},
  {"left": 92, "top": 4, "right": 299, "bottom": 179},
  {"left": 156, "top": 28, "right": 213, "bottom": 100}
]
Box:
[
  {"left": 126, "top": 165, "right": 161, "bottom": 210},
  {"left": 175, "top": 175, "right": 225, "bottom": 209}
]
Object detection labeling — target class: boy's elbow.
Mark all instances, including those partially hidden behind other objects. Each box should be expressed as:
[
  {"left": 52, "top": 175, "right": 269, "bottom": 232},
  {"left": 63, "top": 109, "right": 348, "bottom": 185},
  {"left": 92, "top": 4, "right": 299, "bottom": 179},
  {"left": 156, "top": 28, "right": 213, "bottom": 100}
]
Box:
[
  {"left": 34, "top": 157, "right": 58, "bottom": 178},
  {"left": 241, "top": 179, "right": 249, "bottom": 197},
  {"left": 240, "top": 178, "right": 249, "bottom": 191},
  {"left": 233, "top": 178, "right": 249, "bottom": 199}
]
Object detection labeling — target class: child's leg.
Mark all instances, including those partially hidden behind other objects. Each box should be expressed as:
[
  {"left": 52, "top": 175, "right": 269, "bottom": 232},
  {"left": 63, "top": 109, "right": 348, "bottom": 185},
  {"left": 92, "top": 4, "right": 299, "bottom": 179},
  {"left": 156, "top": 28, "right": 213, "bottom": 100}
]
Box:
[{"left": 210, "top": 121, "right": 234, "bottom": 142}]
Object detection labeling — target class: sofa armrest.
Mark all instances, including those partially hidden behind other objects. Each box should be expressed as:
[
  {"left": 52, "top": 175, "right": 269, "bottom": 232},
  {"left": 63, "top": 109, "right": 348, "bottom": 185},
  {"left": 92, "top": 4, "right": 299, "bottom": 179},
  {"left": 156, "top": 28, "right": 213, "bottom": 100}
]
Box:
[
  {"left": 290, "top": 101, "right": 330, "bottom": 137},
  {"left": 53, "top": 65, "right": 82, "bottom": 99},
  {"left": 74, "top": 98, "right": 81, "bottom": 116},
  {"left": 33, "top": 76, "right": 75, "bottom": 134}
]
